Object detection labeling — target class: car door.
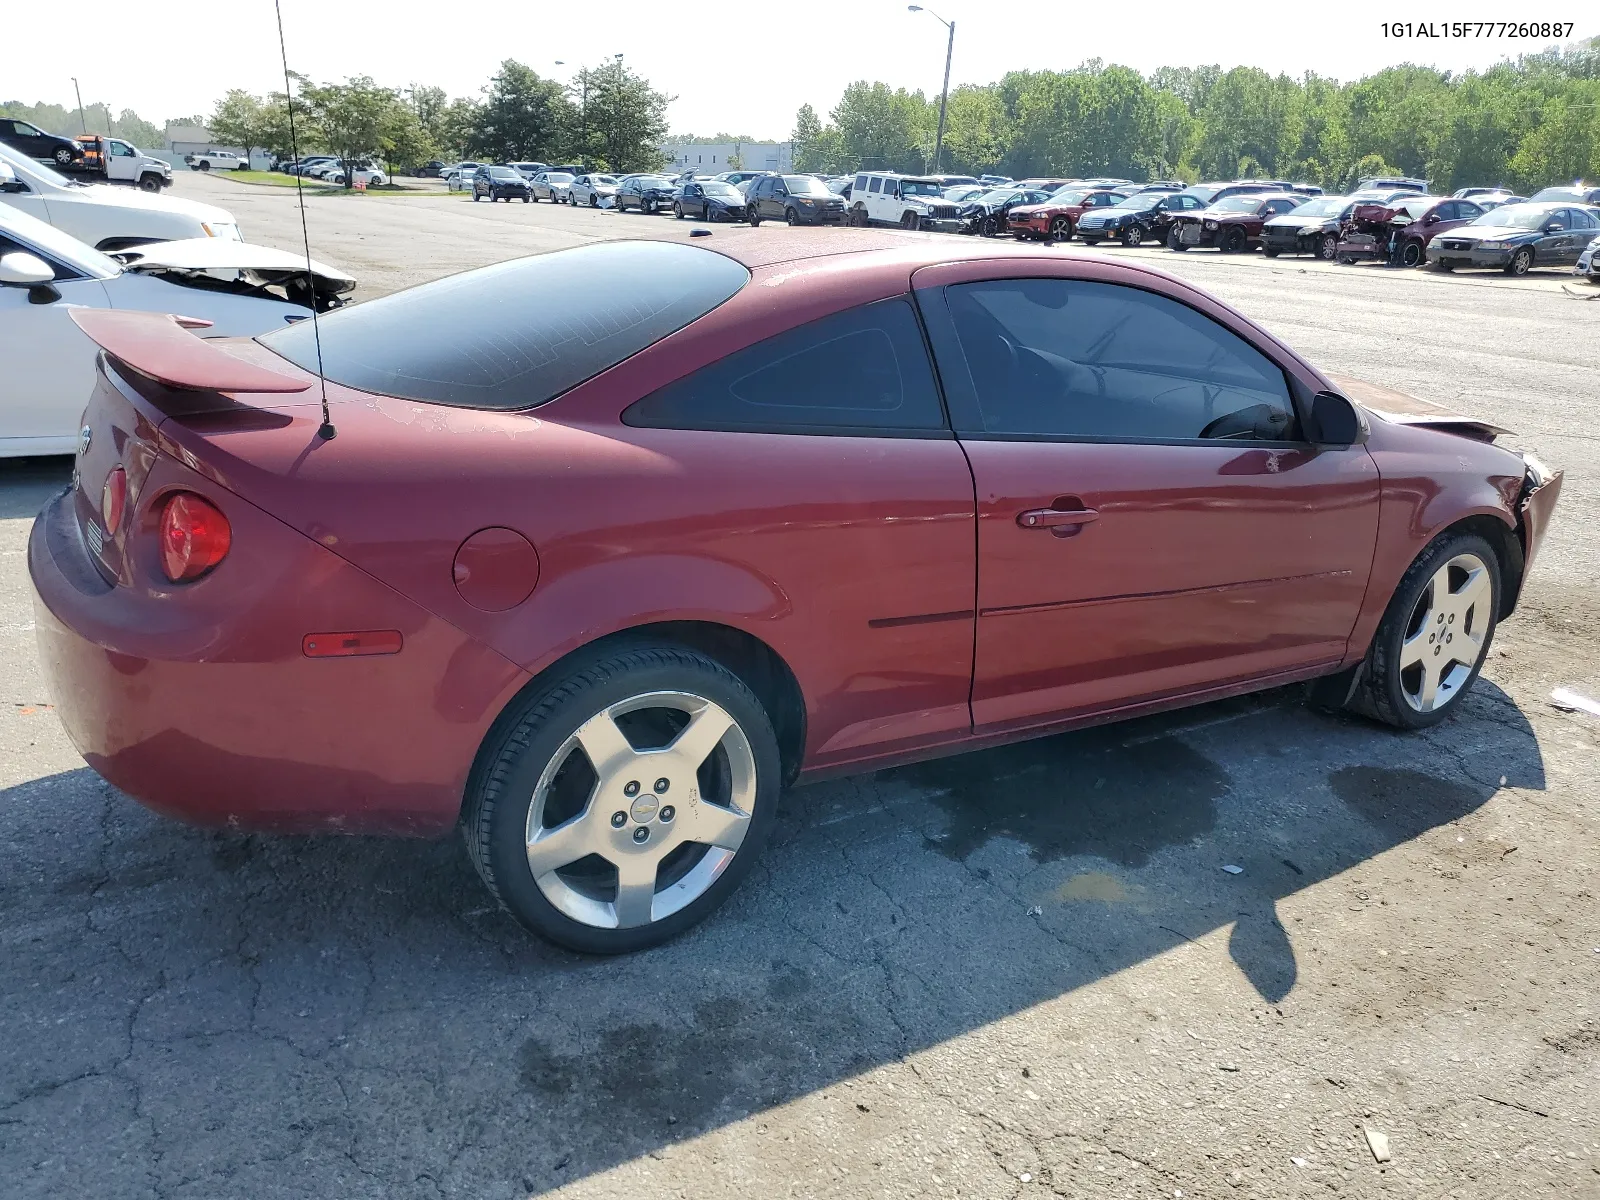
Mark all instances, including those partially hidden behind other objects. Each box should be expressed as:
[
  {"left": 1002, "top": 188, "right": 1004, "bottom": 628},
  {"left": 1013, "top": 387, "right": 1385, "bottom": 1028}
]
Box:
[
  {"left": 1555, "top": 208, "right": 1594, "bottom": 262},
  {"left": 105, "top": 140, "right": 138, "bottom": 182},
  {"left": 0, "top": 235, "right": 112, "bottom": 450},
  {"left": 913, "top": 261, "right": 1380, "bottom": 733}
]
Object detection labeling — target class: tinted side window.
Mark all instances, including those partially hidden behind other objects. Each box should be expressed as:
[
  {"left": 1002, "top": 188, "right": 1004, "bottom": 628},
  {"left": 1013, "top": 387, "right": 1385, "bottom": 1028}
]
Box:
[
  {"left": 625, "top": 298, "right": 947, "bottom": 436},
  {"left": 941, "top": 279, "right": 1296, "bottom": 443},
  {"left": 868, "top": 178, "right": 882, "bottom": 193}
]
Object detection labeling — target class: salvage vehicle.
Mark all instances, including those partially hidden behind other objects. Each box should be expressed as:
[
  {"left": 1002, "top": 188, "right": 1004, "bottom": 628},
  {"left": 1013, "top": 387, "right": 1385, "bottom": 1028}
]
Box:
[
  {"left": 1007, "top": 185, "right": 1130, "bottom": 241},
  {"left": 1259, "top": 189, "right": 1443, "bottom": 259},
  {"left": 1576, "top": 234, "right": 1600, "bottom": 282},
  {"left": 529, "top": 171, "right": 574, "bottom": 202},
  {"left": 66, "top": 135, "right": 171, "bottom": 192},
  {"left": 956, "top": 185, "right": 1054, "bottom": 236},
  {"left": 1335, "top": 195, "right": 1483, "bottom": 266},
  {"left": 568, "top": 174, "right": 619, "bottom": 207},
  {"left": 846, "top": 172, "right": 964, "bottom": 230},
  {"left": 0, "top": 201, "right": 349, "bottom": 456},
  {"left": 30, "top": 231, "right": 1562, "bottom": 954},
  {"left": 746, "top": 174, "right": 846, "bottom": 225},
  {"left": 672, "top": 179, "right": 747, "bottom": 222},
  {"left": 1427, "top": 202, "right": 1600, "bottom": 274},
  {"left": 1075, "top": 186, "right": 1199, "bottom": 246},
  {"left": 1, "top": 144, "right": 241, "bottom": 251},
  {"left": 1167, "top": 193, "right": 1303, "bottom": 252},
  {"left": 0, "top": 117, "right": 82, "bottom": 167},
  {"left": 1358, "top": 176, "right": 1428, "bottom": 194},
  {"left": 472, "top": 166, "right": 532, "bottom": 202},
  {"left": 617, "top": 174, "right": 678, "bottom": 214}
]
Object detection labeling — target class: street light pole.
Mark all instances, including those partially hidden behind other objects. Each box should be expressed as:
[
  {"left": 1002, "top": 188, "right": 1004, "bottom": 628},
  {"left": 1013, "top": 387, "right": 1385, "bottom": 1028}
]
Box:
[
  {"left": 612, "top": 54, "right": 624, "bottom": 172},
  {"left": 71, "top": 77, "right": 87, "bottom": 133},
  {"left": 907, "top": 6, "right": 954, "bottom": 174}
]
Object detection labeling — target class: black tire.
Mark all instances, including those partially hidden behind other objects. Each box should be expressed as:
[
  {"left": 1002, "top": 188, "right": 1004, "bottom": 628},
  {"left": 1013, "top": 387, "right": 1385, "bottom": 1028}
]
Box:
[
  {"left": 1049, "top": 215, "right": 1073, "bottom": 242},
  {"left": 1337, "top": 253, "right": 1357, "bottom": 265},
  {"left": 1346, "top": 531, "right": 1500, "bottom": 730},
  {"left": 461, "top": 643, "right": 781, "bottom": 954},
  {"left": 198, "top": 160, "right": 211, "bottom": 171},
  {"left": 673, "top": 202, "right": 684, "bottom": 219},
  {"left": 1399, "top": 240, "right": 1423, "bottom": 267},
  {"left": 590, "top": 194, "right": 599, "bottom": 207},
  {"left": 473, "top": 191, "right": 482, "bottom": 201},
  {"left": 643, "top": 198, "right": 656, "bottom": 214},
  {"left": 979, "top": 214, "right": 999, "bottom": 238},
  {"left": 1316, "top": 233, "right": 1338, "bottom": 261},
  {"left": 785, "top": 207, "right": 800, "bottom": 226},
  {"left": 1505, "top": 247, "right": 1533, "bottom": 276},
  {"left": 1221, "top": 226, "right": 1247, "bottom": 253},
  {"left": 1122, "top": 223, "right": 1145, "bottom": 247},
  {"left": 54, "top": 146, "right": 74, "bottom": 167},
  {"left": 137, "top": 175, "right": 162, "bottom": 193},
  {"left": 1263, "top": 247, "right": 1280, "bottom": 258},
  {"left": 748, "top": 208, "right": 762, "bottom": 227},
  {"left": 522, "top": 195, "right": 530, "bottom": 203}
]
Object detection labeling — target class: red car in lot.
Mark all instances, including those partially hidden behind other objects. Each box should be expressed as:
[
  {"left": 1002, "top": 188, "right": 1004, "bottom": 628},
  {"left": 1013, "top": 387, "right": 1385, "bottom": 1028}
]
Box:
[
  {"left": 1336, "top": 195, "right": 1486, "bottom": 266},
  {"left": 32, "top": 232, "right": 1562, "bottom": 954},
  {"left": 1168, "top": 193, "right": 1305, "bottom": 252},
  {"left": 1007, "top": 186, "right": 1130, "bottom": 241}
]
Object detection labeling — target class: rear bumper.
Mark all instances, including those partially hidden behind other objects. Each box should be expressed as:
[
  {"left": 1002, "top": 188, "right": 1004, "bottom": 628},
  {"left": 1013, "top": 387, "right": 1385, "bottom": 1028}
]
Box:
[{"left": 28, "top": 478, "right": 528, "bottom": 836}]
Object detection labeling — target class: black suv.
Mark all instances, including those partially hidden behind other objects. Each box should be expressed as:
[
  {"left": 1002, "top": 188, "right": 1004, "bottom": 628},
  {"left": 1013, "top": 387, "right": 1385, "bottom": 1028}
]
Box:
[
  {"left": 0, "top": 118, "right": 80, "bottom": 167},
  {"left": 473, "top": 166, "right": 532, "bottom": 202},
  {"left": 746, "top": 174, "right": 845, "bottom": 226}
]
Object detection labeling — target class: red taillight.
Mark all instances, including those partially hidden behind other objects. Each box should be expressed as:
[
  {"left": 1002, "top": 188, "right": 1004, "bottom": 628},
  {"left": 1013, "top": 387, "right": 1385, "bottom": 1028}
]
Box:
[
  {"left": 101, "top": 467, "right": 127, "bottom": 536},
  {"left": 158, "top": 492, "right": 231, "bottom": 582}
]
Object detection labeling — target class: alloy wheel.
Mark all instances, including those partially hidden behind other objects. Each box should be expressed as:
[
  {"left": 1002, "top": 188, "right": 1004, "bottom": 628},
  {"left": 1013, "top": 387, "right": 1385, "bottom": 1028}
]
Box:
[
  {"left": 1398, "top": 553, "right": 1493, "bottom": 713},
  {"left": 523, "top": 691, "right": 756, "bottom": 929},
  {"left": 1050, "top": 216, "right": 1072, "bottom": 241}
]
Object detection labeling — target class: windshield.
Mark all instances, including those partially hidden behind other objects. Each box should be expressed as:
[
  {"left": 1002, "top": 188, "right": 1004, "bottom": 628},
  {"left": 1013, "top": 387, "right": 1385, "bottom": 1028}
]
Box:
[
  {"left": 1106, "top": 192, "right": 1160, "bottom": 211},
  {"left": 593, "top": 176, "right": 617, "bottom": 185},
  {"left": 488, "top": 168, "right": 519, "bottom": 179},
  {"left": 1048, "top": 189, "right": 1090, "bottom": 204},
  {"left": 544, "top": 173, "right": 573, "bottom": 184},
  {"left": 1209, "top": 196, "right": 1261, "bottom": 213},
  {"left": 1286, "top": 196, "right": 1348, "bottom": 217},
  {"left": 1469, "top": 204, "right": 1551, "bottom": 230},
  {"left": 638, "top": 176, "right": 673, "bottom": 187},
  {"left": 782, "top": 175, "right": 832, "bottom": 196},
  {"left": 1175, "top": 186, "right": 1220, "bottom": 206},
  {"left": 975, "top": 188, "right": 1021, "bottom": 204},
  {"left": 898, "top": 179, "right": 943, "bottom": 197},
  {"left": 1530, "top": 187, "right": 1580, "bottom": 202},
  {"left": 702, "top": 182, "right": 742, "bottom": 198}
]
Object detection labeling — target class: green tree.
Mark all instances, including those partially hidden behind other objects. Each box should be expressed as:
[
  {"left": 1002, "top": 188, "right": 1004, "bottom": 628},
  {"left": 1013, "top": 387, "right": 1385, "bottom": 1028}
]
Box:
[
  {"left": 468, "top": 60, "right": 572, "bottom": 163},
  {"left": 208, "top": 89, "right": 268, "bottom": 164},
  {"left": 301, "top": 76, "right": 402, "bottom": 188},
  {"left": 792, "top": 103, "right": 826, "bottom": 170},
  {"left": 830, "top": 81, "right": 932, "bottom": 173},
  {"left": 580, "top": 62, "right": 672, "bottom": 172}
]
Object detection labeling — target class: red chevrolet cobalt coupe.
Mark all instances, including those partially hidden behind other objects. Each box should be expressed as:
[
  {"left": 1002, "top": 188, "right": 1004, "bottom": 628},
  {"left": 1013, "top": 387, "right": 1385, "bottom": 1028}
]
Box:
[{"left": 32, "top": 231, "right": 1562, "bottom": 953}]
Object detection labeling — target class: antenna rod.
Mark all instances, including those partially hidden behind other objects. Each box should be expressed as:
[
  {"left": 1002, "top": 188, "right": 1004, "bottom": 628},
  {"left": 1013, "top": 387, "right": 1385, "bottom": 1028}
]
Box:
[{"left": 274, "top": 0, "right": 335, "bottom": 441}]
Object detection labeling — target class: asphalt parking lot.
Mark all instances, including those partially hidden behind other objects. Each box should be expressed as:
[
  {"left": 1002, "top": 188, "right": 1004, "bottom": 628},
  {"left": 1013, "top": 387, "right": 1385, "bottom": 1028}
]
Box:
[{"left": 1, "top": 171, "right": 1597, "bottom": 1199}]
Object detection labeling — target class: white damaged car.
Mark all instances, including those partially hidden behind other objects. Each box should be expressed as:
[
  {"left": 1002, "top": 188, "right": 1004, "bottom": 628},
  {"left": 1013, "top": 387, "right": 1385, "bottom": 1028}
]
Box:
[
  {"left": 0, "top": 202, "right": 353, "bottom": 457},
  {"left": 1, "top": 142, "right": 242, "bottom": 252}
]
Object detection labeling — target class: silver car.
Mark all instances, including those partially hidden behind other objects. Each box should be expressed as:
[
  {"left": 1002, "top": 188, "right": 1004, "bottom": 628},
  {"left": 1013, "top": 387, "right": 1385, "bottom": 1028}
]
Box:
[
  {"left": 529, "top": 171, "right": 574, "bottom": 202},
  {"left": 567, "top": 174, "right": 619, "bottom": 207}
]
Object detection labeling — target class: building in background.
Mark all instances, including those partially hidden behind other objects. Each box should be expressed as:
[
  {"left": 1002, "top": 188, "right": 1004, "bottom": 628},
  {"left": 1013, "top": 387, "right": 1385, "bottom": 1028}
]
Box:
[
  {"left": 156, "top": 123, "right": 271, "bottom": 171},
  {"left": 661, "top": 141, "right": 792, "bottom": 174}
]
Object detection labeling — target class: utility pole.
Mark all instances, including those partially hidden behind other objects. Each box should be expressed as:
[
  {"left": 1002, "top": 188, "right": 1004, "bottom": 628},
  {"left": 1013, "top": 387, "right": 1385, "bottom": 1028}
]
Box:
[
  {"left": 611, "top": 54, "right": 624, "bottom": 171},
  {"left": 71, "top": 77, "right": 87, "bottom": 133},
  {"left": 907, "top": 7, "right": 954, "bottom": 173}
]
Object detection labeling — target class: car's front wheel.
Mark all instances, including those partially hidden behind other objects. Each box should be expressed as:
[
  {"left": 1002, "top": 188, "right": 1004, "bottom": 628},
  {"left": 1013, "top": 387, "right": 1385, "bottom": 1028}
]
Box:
[
  {"left": 1348, "top": 532, "right": 1500, "bottom": 730},
  {"left": 463, "top": 644, "right": 780, "bottom": 954},
  {"left": 1399, "top": 240, "right": 1424, "bottom": 267},
  {"left": 1049, "top": 216, "right": 1073, "bottom": 242},
  {"left": 1505, "top": 247, "right": 1534, "bottom": 276},
  {"left": 1316, "top": 233, "right": 1338, "bottom": 261},
  {"left": 1122, "top": 223, "right": 1145, "bottom": 247},
  {"left": 55, "top": 147, "right": 75, "bottom": 166},
  {"left": 786, "top": 207, "right": 800, "bottom": 226}
]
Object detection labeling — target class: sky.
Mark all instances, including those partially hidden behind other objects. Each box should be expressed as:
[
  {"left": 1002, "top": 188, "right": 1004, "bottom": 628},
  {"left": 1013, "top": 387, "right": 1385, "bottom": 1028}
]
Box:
[{"left": 7, "top": 2, "right": 1595, "bottom": 141}]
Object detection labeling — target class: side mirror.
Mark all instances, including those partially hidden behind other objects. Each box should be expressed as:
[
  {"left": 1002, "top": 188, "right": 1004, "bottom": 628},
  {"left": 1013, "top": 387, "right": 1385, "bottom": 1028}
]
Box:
[
  {"left": 0, "top": 251, "right": 55, "bottom": 286},
  {"left": 1307, "top": 391, "right": 1364, "bottom": 447},
  {"left": 1424, "top": 213, "right": 1439, "bottom": 223},
  {"left": 1543, "top": 222, "right": 1561, "bottom": 233},
  {"left": 0, "top": 163, "right": 23, "bottom": 193}
]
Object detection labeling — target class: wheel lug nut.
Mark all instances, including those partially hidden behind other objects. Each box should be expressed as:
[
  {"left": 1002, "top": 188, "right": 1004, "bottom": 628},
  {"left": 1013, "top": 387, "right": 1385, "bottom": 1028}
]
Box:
[
  {"left": 654, "top": 778, "right": 670, "bottom": 794},
  {"left": 632, "top": 827, "right": 650, "bottom": 844},
  {"left": 611, "top": 811, "right": 627, "bottom": 828},
  {"left": 623, "top": 781, "right": 640, "bottom": 797},
  {"left": 659, "top": 805, "right": 675, "bottom": 822}
]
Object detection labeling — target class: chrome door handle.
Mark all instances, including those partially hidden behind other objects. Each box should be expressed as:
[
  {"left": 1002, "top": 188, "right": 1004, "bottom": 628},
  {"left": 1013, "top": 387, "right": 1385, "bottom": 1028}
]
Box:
[{"left": 1018, "top": 507, "right": 1100, "bottom": 529}]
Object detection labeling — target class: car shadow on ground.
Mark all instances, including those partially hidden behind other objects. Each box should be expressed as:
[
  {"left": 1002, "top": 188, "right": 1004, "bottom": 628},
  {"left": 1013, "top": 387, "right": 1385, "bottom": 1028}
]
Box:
[{"left": 0, "top": 678, "right": 1543, "bottom": 1198}]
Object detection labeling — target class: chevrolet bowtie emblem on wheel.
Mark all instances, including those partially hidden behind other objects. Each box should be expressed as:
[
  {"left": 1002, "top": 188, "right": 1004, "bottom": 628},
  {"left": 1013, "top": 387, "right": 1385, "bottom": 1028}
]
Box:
[{"left": 78, "top": 426, "right": 92, "bottom": 456}]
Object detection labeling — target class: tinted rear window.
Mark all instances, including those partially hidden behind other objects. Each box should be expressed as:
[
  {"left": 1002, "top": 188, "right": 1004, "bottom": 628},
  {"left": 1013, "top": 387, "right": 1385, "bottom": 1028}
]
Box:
[{"left": 258, "top": 241, "right": 749, "bottom": 410}]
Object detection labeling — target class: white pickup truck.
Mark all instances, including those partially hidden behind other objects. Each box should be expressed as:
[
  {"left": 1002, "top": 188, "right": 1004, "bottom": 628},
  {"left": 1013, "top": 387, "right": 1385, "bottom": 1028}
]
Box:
[
  {"left": 68, "top": 135, "right": 172, "bottom": 192},
  {"left": 185, "top": 150, "right": 249, "bottom": 171}
]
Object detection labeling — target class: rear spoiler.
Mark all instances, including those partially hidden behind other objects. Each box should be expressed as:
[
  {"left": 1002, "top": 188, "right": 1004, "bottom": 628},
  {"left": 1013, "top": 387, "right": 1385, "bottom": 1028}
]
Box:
[{"left": 70, "top": 309, "right": 312, "bottom": 393}]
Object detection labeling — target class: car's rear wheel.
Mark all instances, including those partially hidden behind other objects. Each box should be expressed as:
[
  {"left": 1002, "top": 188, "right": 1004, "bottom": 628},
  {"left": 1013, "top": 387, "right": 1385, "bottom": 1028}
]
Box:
[
  {"left": 1399, "top": 240, "right": 1424, "bottom": 267},
  {"left": 1316, "top": 233, "right": 1338, "bottom": 261},
  {"left": 1122, "top": 223, "right": 1145, "bottom": 247},
  {"left": 1347, "top": 532, "right": 1500, "bottom": 730},
  {"left": 1505, "top": 247, "right": 1533, "bottom": 276},
  {"left": 463, "top": 644, "right": 780, "bottom": 954}
]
